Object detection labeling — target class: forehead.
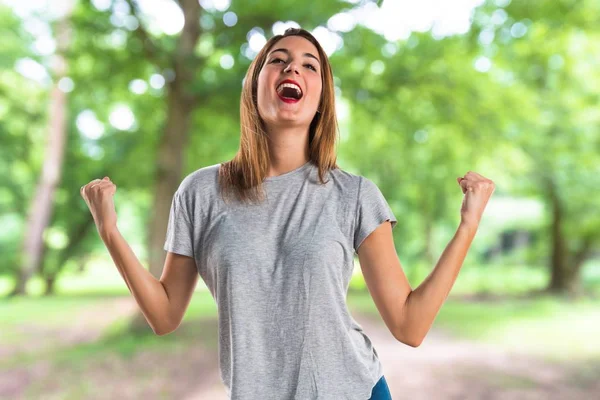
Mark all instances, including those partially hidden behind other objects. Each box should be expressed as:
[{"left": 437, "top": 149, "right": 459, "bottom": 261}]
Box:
[{"left": 268, "top": 36, "right": 320, "bottom": 62}]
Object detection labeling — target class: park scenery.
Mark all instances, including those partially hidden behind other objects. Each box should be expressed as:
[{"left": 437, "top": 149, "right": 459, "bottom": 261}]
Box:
[{"left": 1, "top": 0, "right": 599, "bottom": 399}]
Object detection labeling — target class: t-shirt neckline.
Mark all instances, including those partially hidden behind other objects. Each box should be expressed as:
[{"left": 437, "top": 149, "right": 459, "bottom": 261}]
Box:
[{"left": 263, "top": 160, "right": 313, "bottom": 182}]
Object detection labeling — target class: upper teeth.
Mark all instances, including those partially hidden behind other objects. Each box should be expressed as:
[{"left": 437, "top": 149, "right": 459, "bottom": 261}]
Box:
[{"left": 277, "top": 82, "right": 302, "bottom": 95}]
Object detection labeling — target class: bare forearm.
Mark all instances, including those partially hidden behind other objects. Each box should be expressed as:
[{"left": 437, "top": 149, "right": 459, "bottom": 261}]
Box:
[
  {"left": 402, "top": 222, "right": 478, "bottom": 345},
  {"left": 100, "top": 227, "right": 172, "bottom": 334}
]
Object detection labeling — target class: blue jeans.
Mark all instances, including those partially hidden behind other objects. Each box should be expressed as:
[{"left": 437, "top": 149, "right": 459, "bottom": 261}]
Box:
[{"left": 367, "top": 375, "right": 392, "bottom": 399}]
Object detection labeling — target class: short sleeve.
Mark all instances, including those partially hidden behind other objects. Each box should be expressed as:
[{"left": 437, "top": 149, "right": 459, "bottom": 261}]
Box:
[
  {"left": 163, "top": 189, "right": 195, "bottom": 258},
  {"left": 353, "top": 176, "right": 397, "bottom": 253}
]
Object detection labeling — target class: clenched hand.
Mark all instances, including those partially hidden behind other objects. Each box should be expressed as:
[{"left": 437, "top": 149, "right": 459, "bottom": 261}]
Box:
[
  {"left": 456, "top": 171, "right": 495, "bottom": 229},
  {"left": 80, "top": 176, "right": 118, "bottom": 235}
]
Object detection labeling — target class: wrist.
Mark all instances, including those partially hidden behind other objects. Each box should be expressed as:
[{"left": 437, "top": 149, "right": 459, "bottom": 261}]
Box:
[
  {"left": 458, "top": 220, "right": 478, "bottom": 237},
  {"left": 99, "top": 224, "right": 119, "bottom": 242}
]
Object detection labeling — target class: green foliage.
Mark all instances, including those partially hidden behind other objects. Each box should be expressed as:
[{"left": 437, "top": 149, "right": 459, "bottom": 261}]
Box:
[{"left": 1, "top": 0, "right": 598, "bottom": 290}]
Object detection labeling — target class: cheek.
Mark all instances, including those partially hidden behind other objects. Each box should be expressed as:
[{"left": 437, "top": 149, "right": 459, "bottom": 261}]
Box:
[
  {"left": 309, "top": 82, "right": 323, "bottom": 105},
  {"left": 256, "top": 77, "right": 271, "bottom": 110}
]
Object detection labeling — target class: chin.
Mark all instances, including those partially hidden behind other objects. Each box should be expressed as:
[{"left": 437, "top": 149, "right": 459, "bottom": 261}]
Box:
[
  {"left": 275, "top": 118, "right": 304, "bottom": 126},
  {"left": 273, "top": 116, "right": 310, "bottom": 126}
]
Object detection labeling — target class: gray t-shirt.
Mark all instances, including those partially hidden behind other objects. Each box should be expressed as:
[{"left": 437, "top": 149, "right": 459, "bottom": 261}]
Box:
[{"left": 164, "top": 160, "right": 397, "bottom": 399}]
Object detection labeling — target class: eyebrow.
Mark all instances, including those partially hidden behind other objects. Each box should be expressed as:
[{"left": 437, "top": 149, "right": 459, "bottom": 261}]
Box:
[{"left": 269, "top": 48, "right": 320, "bottom": 64}]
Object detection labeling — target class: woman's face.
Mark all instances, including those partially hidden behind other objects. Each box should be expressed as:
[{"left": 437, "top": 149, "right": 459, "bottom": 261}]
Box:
[{"left": 257, "top": 36, "right": 323, "bottom": 130}]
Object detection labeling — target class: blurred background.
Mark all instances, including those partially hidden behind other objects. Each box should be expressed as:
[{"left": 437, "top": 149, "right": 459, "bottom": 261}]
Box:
[{"left": 1, "top": 0, "right": 599, "bottom": 398}]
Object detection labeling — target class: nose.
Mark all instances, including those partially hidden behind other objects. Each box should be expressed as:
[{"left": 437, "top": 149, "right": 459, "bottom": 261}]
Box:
[{"left": 283, "top": 61, "right": 299, "bottom": 75}]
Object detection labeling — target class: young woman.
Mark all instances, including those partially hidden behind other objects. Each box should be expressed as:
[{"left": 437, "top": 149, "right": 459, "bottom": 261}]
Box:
[{"left": 81, "top": 28, "right": 494, "bottom": 399}]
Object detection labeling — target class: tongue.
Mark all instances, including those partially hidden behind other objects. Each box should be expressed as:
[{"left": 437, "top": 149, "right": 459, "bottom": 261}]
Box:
[{"left": 279, "top": 87, "right": 300, "bottom": 99}]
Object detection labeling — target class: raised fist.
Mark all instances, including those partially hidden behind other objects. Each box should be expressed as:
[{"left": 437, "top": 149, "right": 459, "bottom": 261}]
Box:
[{"left": 80, "top": 176, "right": 118, "bottom": 235}]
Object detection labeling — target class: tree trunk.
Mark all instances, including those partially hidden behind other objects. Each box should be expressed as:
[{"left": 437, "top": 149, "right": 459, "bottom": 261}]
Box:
[
  {"left": 129, "top": 0, "right": 202, "bottom": 333},
  {"left": 9, "top": 2, "right": 74, "bottom": 297},
  {"left": 546, "top": 177, "right": 581, "bottom": 296},
  {"left": 44, "top": 275, "right": 57, "bottom": 296},
  {"left": 43, "top": 214, "right": 96, "bottom": 296}
]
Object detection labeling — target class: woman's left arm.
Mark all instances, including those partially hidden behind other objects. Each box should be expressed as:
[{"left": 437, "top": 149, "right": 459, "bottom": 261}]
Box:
[{"left": 400, "top": 171, "right": 495, "bottom": 346}]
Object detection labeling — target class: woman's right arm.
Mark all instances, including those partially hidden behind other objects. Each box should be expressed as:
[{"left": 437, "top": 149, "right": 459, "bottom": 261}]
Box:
[
  {"left": 81, "top": 177, "right": 198, "bottom": 335},
  {"left": 100, "top": 227, "right": 197, "bottom": 335}
]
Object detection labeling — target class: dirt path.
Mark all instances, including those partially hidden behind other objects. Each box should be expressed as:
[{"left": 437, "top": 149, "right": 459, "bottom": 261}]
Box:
[
  {"left": 356, "top": 313, "right": 599, "bottom": 400},
  {"left": 0, "top": 296, "right": 139, "bottom": 361},
  {"left": 2, "top": 297, "right": 598, "bottom": 399},
  {"left": 0, "top": 296, "right": 140, "bottom": 399}
]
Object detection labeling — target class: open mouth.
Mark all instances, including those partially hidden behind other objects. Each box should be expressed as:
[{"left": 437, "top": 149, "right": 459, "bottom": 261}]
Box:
[{"left": 276, "top": 81, "right": 303, "bottom": 103}]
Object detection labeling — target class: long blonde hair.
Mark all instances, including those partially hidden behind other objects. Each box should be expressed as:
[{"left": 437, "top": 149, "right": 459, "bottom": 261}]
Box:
[{"left": 218, "top": 27, "right": 339, "bottom": 205}]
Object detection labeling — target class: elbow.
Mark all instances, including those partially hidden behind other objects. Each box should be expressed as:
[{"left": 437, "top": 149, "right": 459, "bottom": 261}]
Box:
[
  {"left": 393, "top": 296, "right": 423, "bottom": 347},
  {"left": 154, "top": 328, "right": 171, "bottom": 336},
  {"left": 154, "top": 324, "right": 176, "bottom": 336},
  {"left": 403, "top": 335, "right": 424, "bottom": 348},
  {"left": 152, "top": 318, "right": 179, "bottom": 336},
  {"left": 393, "top": 329, "right": 423, "bottom": 348},
  {"left": 392, "top": 317, "right": 424, "bottom": 347}
]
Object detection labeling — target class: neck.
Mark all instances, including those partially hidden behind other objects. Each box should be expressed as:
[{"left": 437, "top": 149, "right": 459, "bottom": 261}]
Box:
[{"left": 266, "top": 124, "right": 310, "bottom": 178}]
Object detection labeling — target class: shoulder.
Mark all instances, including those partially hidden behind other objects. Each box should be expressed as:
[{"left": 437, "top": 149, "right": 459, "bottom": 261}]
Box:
[
  {"left": 328, "top": 167, "right": 386, "bottom": 208},
  {"left": 176, "top": 163, "right": 221, "bottom": 202},
  {"left": 327, "top": 166, "right": 363, "bottom": 187},
  {"left": 328, "top": 166, "right": 375, "bottom": 194}
]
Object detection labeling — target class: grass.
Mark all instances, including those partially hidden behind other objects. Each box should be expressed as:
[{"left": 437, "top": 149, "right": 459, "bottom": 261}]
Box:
[
  {"left": 2, "top": 258, "right": 599, "bottom": 369},
  {"left": 0, "top": 295, "right": 104, "bottom": 328},
  {"left": 348, "top": 264, "right": 600, "bottom": 362}
]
